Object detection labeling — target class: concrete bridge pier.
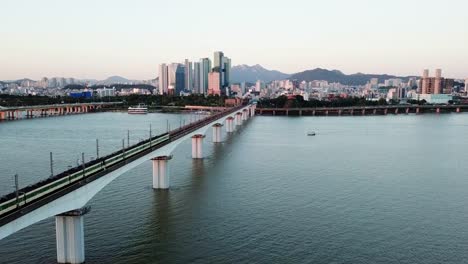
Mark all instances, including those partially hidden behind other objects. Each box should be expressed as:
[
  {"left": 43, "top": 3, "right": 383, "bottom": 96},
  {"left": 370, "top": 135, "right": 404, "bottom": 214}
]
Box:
[
  {"left": 212, "top": 123, "right": 223, "bottom": 143},
  {"left": 225, "top": 117, "right": 234, "bottom": 133},
  {"left": 55, "top": 207, "right": 90, "bottom": 264},
  {"left": 384, "top": 109, "right": 388, "bottom": 115},
  {"left": 373, "top": 109, "right": 377, "bottom": 115},
  {"left": 236, "top": 112, "right": 243, "bottom": 126},
  {"left": 457, "top": 107, "right": 461, "bottom": 113},
  {"left": 152, "top": 156, "right": 172, "bottom": 189},
  {"left": 394, "top": 108, "right": 399, "bottom": 114},
  {"left": 406, "top": 108, "right": 410, "bottom": 114},
  {"left": 242, "top": 109, "right": 249, "bottom": 121},
  {"left": 191, "top": 134, "right": 205, "bottom": 159}
]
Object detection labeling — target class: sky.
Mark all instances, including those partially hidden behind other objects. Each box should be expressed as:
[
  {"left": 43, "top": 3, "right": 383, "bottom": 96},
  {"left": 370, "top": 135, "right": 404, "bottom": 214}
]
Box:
[{"left": 1, "top": 0, "right": 468, "bottom": 80}]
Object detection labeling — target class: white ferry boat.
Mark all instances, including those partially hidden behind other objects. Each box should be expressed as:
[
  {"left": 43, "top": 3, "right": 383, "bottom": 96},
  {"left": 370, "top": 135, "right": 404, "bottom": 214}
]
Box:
[{"left": 128, "top": 104, "right": 148, "bottom": 114}]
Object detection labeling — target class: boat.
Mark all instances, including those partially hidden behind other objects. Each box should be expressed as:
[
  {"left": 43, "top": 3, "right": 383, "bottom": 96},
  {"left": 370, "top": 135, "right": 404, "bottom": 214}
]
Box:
[
  {"left": 128, "top": 104, "right": 148, "bottom": 114},
  {"left": 307, "top": 131, "right": 316, "bottom": 136}
]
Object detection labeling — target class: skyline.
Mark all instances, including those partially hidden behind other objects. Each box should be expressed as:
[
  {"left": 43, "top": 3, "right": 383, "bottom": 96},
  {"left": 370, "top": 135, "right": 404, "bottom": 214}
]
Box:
[{"left": 2, "top": 0, "right": 468, "bottom": 80}]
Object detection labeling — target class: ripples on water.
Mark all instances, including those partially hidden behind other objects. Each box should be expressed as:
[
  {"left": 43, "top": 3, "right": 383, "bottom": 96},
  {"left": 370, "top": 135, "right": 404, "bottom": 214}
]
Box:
[{"left": 1, "top": 113, "right": 468, "bottom": 263}]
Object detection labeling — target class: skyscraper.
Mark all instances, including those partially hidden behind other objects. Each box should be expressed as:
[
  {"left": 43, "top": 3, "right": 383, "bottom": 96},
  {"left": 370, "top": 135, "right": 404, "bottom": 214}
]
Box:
[
  {"left": 168, "top": 63, "right": 185, "bottom": 95},
  {"left": 158, "top": 63, "right": 168, "bottom": 95},
  {"left": 213, "top": 51, "right": 224, "bottom": 69},
  {"left": 208, "top": 72, "right": 221, "bottom": 96},
  {"left": 199, "top": 58, "right": 211, "bottom": 95},
  {"left": 213, "top": 51, "right": 231, "bottom": 94},
  {"left": 193, "top": 62, "right": 201, "bottom": 94},
  {"left": 184, "top": 59, "right": 193, "bottom": 91}
]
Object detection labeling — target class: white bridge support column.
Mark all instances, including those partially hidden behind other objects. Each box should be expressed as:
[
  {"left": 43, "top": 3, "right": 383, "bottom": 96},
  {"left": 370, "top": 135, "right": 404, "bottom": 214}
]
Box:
[
  {"left": 152, "top": 155, "right": 172, "bottom": 189},
  {"left": 212, "top": 123, "right": 223, "bottom": 143},
  {"left": 251, "top": 105, "right": 256, "bottom": 117},
  {"left": 55, "top": 207, "right": 90, "bottom": 264},
  {"left": 236, "top": 112, "right": 243, "bottom": 126},
  {"left": 225, "top": 117, "right": 234, "bottom": 133},
  {"left": 191, "top": 134, "right": 205, "bottom": 159},
  {"left": 242, "top": 109, "right": 249, "bottom": 121}
]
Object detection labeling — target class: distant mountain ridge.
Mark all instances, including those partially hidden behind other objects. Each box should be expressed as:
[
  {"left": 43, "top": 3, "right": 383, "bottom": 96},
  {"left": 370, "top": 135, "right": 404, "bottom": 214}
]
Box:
[
  {"left": 231, "top": 64, "right": 290, "bottom": 83},
  {"left": 289, "top": 68, "right": 416, "bottom": 85}
]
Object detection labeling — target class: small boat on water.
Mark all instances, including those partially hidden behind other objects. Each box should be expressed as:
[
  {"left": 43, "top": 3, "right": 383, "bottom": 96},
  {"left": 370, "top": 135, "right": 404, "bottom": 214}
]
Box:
[
  {"left": 128, "top": 104, "right": 148, "bottom": 114},
  {"left": 307, "top": 131, "right": 316, "bottom": 136}
]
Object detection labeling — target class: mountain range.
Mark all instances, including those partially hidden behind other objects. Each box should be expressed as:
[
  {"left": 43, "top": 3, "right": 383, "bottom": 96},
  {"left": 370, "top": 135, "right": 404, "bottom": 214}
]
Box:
[
  {"left": 231, "top": 64, "right": 290, "bottom": 83},
  {"left": 231, "top": 65, "right": 416, "bottom": 85},
  {"left": 3, "top": 66, "right": 417, "bottom": 87},
  {"left": 289, "top": 68, "right": 415, "bottom": 86}
]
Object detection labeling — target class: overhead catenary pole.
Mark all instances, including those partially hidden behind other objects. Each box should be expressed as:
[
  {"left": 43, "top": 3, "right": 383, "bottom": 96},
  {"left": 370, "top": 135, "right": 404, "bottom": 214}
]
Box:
[
  {"left": 96, "top": 139, "right": 99, "bottom": 159},
  {"left": 50, "top": 152, "right": 54, "bottom": 177},
  {"left": 122, "top": 139, "right": 126, "bottom": 159},
  {"left": 127, "top": 130, "right": 130, "bottom": 148},
  {"left": 149, "top": 124, "right": 152, "bottom": 147},
  {"left": 81, "top": 152, "right": 85, "bottom": 178},
  {"left": 14, "top": 174, "right": 19, "bottom": 206}
]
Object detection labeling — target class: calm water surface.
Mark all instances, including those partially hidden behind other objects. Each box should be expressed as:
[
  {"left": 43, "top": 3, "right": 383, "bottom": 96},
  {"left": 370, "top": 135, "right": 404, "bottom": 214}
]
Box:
[{"left": 1, "top": 112, "right": 468, "bottom": 263}]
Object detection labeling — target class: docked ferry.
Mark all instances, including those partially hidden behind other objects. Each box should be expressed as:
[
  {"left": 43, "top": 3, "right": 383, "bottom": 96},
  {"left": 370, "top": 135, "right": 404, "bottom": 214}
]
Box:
[{"left": 128, "top": 104, "right": 148, "bottom": 114}]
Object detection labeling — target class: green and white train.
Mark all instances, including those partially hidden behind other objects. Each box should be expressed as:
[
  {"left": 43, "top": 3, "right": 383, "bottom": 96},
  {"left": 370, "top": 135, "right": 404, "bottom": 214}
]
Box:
[{"left": 0, "top": 133, "right": 171, "bottom": 218}]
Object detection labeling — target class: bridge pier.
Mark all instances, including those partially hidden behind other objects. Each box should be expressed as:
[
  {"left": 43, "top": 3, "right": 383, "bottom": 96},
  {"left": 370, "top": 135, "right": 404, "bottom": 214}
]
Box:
[
  {"left": 457, "top": 107, "right": 461, "bottom": 113},
  {"left": 406, "top": 108, "right": 410, "bottom": 114},
  {"left": 225, "top": 117, "right": 234, "bottom": 133},
  {"left": 212, "top": 123, "right": 223, "bottom": 143},
  {"left": 55, "top": 207, "right": 90, "bottom": 264},
  {"left": 242, "top": 109, "right": 249, "bottom": 121},
  {"left": 191, "top": 134, "right": 205, "bottom": 159},
  {"left": 152, "top": 156, "right": 172, "bottom": 189},
  {"left": 236, "top": 112, "right": 243, "bottom": 126}
]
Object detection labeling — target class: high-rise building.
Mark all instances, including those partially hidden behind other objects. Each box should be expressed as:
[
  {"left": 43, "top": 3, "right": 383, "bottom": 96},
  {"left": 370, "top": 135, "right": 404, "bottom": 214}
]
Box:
[
  {"left": 213, "top": 51, "right": 224, "bottom": 69},
  {"left": 212, "top": 51, "right": 231, "bottom": 93},
  {"left": 223, "top": 57, "right": 231, "bottom": 88},
  {"left": 158, "top": 63, "right": 169, "bottom": 95},
  {"left": 184, "top": 59, "right": 193, "bottom": 91},
  {"left": 168, "top": 63, "right": 185, "bottom": 95},
  {"left": 420, "top": 69, "right": 453, "bottom": 95},
  {"left": 193, "top": 62, "right": 201, "bottom": 94},
  {"left": 199, "top": 58, "right": 211, "bottom": 94},
  {"left": 208, "top": 72, "right": 221, "bottom": 96}
]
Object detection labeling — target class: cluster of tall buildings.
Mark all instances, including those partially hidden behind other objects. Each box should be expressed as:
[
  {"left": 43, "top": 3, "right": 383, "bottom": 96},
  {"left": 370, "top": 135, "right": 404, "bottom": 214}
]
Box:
[
  {"left": 419, "top": 69, "right": 453, "bottom": 94},
  {"left": 158, "top": 51, "right": 231, "bottom": 96}
]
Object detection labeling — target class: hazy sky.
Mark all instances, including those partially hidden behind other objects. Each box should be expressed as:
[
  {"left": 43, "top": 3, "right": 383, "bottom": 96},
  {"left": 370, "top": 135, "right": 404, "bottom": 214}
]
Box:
[{"left": 2, "top": 0, "right": 467, "bottom": 80}]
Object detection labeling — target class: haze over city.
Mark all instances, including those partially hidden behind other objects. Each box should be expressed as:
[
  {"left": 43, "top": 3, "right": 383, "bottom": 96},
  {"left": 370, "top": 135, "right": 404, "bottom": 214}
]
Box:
[{"left": 2, "top": 0, "right": 468, "bottom": 80}]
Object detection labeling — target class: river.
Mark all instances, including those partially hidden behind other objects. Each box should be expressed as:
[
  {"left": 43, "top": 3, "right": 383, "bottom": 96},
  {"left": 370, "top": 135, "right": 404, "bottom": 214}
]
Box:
[{"left": 1, "top": 112, "right": 468, "bottom": 263}]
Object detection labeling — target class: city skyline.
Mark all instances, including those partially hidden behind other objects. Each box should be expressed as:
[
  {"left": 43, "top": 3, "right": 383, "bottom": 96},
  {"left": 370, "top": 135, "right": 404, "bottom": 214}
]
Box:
[{"left": 2, "top": 0, "right": 468, "bottom": 80}]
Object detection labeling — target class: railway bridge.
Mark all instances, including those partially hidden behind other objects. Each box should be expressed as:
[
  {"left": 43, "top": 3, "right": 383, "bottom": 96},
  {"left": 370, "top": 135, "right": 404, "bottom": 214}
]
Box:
[{"left": 0, "top": 103, "right": 256, "bottom": 264}]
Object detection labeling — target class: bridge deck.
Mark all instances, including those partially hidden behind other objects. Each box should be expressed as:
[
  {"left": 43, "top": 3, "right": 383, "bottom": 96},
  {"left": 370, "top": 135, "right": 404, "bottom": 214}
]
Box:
[{"left": 0, "top": 104, "right": 245, "bottom": 227}]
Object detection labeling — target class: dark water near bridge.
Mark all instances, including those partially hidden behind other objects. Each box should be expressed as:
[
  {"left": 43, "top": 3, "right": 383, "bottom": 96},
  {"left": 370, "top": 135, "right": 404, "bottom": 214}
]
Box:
[{"left": 1, "top": 112, "right": 468, "bottom": 263}]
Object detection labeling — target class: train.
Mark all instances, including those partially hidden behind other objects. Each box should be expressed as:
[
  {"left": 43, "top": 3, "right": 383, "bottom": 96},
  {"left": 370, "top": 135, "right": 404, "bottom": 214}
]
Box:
[{"left": 0, "top": 133, "right": 171, "bottom": 218}]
